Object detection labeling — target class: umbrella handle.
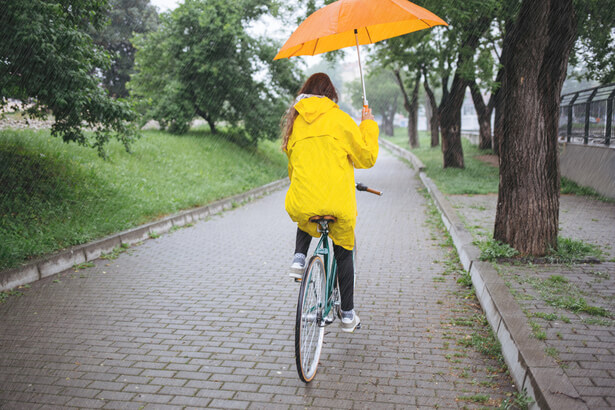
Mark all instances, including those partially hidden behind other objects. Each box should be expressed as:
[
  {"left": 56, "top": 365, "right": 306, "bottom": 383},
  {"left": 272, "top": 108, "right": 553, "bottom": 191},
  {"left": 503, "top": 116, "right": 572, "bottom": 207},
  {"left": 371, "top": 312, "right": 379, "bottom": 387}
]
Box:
[{"left": 354, "top": 29, "right": 368, "bottom": 108}]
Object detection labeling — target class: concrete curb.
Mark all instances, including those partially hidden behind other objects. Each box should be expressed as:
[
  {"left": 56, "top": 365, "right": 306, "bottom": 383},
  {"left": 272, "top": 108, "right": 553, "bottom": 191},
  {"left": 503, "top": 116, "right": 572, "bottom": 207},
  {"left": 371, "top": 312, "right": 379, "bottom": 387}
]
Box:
[
  {"left": 1, "top": 178, "right": 290, "bottom": 292},
  {"left": 380, "top": 139, "right": 425, "bottom": 172},
  {"left": 387, "top": 143, "right": 587, "bottom": 410}
]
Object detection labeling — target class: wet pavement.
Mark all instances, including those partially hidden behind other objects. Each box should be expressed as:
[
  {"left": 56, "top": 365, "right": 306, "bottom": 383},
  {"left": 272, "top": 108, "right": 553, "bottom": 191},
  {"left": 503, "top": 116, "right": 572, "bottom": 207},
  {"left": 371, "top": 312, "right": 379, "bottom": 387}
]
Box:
[{"left": 0, "top": 150, "right": 517, "bottom": 409}]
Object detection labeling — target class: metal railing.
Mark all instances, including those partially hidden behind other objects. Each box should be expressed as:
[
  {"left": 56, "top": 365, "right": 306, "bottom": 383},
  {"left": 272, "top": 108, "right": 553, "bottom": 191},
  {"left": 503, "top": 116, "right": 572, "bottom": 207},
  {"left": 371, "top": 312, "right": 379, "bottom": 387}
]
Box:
[{"left": 559, "top": 83, "right": 615, "bottom": 147}]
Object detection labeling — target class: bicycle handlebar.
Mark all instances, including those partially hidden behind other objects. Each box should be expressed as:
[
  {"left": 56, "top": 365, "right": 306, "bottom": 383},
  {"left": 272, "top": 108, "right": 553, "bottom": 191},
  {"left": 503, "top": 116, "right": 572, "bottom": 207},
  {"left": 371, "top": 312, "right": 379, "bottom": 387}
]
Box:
[{"left": 356, "top": 182, "right": 383, "bottom": 196}]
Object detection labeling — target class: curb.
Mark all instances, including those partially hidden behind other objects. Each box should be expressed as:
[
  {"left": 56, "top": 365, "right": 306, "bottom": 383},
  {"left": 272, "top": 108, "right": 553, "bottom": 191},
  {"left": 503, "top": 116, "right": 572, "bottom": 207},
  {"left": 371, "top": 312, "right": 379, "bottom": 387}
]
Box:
[
  {"left": 1, "top": 178, "right": 289, "bottom": 292},
  {"left": 380, "top": 139, "right": 425, "bottom": 172},
  {"left": 389, "top": 143, "right": 586, "bottom": 410}
]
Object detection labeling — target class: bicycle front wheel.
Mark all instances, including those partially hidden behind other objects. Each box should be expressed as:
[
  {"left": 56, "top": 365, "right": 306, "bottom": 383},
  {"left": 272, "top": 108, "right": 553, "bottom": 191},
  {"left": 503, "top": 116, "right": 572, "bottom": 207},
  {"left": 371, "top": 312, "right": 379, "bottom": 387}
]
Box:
[{"left": 295, "top": 255, "right": 326, "bottom": 383}]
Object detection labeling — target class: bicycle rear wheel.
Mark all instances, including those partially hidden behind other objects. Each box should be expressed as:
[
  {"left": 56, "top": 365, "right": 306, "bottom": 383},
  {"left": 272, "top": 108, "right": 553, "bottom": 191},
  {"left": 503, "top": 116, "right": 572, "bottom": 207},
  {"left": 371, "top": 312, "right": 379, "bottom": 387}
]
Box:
[{"left": 295, "top": 255, "right": 326, "bottom": 383}]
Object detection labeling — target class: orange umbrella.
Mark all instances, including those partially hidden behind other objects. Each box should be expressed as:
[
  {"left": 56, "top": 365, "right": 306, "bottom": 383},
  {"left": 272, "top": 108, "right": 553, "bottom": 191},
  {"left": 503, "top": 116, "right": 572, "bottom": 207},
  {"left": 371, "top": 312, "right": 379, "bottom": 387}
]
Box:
[{"left": 274, "top": 0, "right": 447, "bottom": 107}]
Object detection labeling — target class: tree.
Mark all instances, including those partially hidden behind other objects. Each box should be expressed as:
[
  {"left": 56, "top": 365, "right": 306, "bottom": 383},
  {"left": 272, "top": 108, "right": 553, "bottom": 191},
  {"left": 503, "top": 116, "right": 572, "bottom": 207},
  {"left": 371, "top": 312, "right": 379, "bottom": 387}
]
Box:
[
  {"left": 468, "top": 78, "right": 496, "bottom": 150},
  {"left": 432, "top": 0, "right": 497, "bottom": 169},
  {"left": 349, "top": 71, "right": 402, "bottom": 137},
  {"left": 393, "top": 68, "right": 421, "bottom": 147},
  {"left": 493, "top": 0, "right": 577, "bottom": 255},
  {"left": 422, "top": 67, "right": 440, "bottom": 147},
  {"left": 373, "top": 31, "right": 436, "bottom": 147},
  {"left": 376, "top": 0, "right": 500, "bottom": 167},
  {"left": 0, "top": 0, "right": 138, "bottom": 156},
  {"left": 90, "top": 0, "right": 158, "bottom": 98},
  {"left": 129, "top": 0, "right": 301, "bottom": 142}
]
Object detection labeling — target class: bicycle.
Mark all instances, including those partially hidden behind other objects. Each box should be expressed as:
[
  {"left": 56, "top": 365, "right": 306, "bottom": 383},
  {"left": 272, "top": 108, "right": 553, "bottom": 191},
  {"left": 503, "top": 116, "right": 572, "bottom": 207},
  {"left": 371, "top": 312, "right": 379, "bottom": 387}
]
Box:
[{"left": 294, "top": 182, "right": 382, "bottom": 383}]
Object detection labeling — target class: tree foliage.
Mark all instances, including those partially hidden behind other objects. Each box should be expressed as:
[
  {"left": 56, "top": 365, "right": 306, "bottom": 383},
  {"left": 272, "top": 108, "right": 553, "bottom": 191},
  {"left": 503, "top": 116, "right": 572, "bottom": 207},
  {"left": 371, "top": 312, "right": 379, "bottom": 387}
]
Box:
[
  {"left": 129, "top": 0, "right": 301, "bottom": 144},
  {"left": 572, "top": 0, "right": 615, "bottom": 83},
  {"left": 0, "top": 0, "right": 138, "bottom": 157},
  {"left": 348, "top": 70, "right": 402, "bottom": 137},
  {"left": 90, "top": 0, "right": 159, "bottom": 98},
  {"left": 373, "top": 0, "right": 500, "bottom": 167}
]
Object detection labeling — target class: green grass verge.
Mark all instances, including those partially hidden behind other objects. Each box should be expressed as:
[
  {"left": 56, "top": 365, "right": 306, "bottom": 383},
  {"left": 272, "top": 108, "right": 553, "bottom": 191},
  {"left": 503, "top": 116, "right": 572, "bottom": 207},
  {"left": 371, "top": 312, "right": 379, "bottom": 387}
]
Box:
[
  {"left": 387, "top": 129, "right": 499, "bottom": 194},
  {"left": 560, "top": 177, "right": 614, "bottom": 202},
  {"left": 0, "top": 128, "right": 287, "bottom": 270},
  {"left": 387, "top": 128, "right": 613, "bottom": 202}
]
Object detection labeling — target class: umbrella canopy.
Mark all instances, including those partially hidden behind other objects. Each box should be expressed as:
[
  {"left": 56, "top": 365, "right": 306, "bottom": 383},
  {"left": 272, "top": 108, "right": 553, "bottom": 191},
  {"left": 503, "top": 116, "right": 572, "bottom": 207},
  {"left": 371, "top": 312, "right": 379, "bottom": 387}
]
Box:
[{"left": 273, "top": 0, "right": 447, "bottom": 60}]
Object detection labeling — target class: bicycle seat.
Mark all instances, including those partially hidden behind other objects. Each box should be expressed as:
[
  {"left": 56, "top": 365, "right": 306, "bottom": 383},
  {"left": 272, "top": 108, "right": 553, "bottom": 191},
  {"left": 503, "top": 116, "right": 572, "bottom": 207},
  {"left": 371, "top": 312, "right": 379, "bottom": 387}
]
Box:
[{"left": 309, "top": 215, "right": 337, "bottom": 224}]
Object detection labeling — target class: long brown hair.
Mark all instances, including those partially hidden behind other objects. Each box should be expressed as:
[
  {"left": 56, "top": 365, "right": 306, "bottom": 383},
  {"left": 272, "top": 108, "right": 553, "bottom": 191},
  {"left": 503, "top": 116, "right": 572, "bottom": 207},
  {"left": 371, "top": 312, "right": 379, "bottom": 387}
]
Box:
[{"left": 281, "top": 72, "right": 339, "bottom": 151}]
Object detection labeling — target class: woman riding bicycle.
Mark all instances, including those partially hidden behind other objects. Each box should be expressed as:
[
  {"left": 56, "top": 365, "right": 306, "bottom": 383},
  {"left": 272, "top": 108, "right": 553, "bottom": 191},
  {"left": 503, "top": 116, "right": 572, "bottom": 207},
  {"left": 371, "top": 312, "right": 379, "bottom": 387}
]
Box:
[{"left": 282, "top": 72, "right": 379, "bottom": 333}]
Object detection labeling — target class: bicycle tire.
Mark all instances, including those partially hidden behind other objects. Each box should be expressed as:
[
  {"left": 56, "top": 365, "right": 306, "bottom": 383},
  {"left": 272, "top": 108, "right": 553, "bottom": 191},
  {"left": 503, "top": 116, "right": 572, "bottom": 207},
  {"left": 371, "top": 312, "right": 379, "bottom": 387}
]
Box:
[{"left": 295, "top": 255, "right": 326, "bottom": 383}]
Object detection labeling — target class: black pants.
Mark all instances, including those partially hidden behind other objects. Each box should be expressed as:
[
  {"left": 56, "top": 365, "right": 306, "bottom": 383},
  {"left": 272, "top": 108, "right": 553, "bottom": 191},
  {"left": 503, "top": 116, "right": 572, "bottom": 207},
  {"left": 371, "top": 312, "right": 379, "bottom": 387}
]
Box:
[{"left": 295, "top": 228, "right": 354, "bottom": 312}]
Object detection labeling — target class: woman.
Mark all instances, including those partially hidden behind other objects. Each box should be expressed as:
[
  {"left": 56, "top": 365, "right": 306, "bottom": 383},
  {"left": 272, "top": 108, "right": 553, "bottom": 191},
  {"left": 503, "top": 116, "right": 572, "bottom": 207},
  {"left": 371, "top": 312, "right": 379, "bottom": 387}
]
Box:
[{"left": 282, "top": 72, "right": 379, "bottom": 333}]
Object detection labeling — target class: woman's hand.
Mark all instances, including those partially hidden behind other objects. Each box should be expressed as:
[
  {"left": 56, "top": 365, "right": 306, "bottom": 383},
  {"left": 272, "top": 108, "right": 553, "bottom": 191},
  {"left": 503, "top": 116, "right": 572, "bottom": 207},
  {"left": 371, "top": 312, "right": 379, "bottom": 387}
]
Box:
[{"left": 361, "top": 106, "right": 375, "bottom": 121}]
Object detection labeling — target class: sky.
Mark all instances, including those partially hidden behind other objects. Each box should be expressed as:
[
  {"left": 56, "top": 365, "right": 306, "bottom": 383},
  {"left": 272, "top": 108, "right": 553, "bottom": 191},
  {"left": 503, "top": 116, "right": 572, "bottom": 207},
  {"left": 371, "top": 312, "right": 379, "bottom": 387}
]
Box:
[{"left": 149, "top": 0, "right": 180, "bottom": 12}]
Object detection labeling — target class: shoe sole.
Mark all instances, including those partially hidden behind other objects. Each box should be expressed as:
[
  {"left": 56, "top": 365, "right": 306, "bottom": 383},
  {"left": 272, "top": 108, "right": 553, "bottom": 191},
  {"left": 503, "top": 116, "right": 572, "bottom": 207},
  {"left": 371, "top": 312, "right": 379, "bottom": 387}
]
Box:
[
  {"left": 341, "top": 321, "right": 361, "bottom": 333},
  {"left": 289, "top": 266, "right": 304, "bottom": 280}
]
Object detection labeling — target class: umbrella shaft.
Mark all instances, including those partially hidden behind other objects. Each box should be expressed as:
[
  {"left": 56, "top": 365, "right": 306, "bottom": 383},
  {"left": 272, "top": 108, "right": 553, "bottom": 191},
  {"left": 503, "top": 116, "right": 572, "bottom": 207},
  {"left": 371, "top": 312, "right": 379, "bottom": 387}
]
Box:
[{"left": 354, "top": 29, "right": 368, "bottom": 107}]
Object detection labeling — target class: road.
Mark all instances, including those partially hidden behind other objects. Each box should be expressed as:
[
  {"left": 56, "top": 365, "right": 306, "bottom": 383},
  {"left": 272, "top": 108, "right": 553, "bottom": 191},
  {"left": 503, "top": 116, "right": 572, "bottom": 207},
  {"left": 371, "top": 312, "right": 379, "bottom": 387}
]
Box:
[{"left": 0, "top": 149, "right": 516, "bottom": 409}]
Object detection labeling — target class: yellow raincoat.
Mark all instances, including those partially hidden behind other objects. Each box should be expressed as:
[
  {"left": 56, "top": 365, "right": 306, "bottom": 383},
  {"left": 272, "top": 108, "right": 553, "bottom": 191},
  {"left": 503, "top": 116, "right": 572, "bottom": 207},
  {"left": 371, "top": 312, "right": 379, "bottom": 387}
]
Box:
[{"left": 284, "top": 96, "right": 379, "bottom": 250}]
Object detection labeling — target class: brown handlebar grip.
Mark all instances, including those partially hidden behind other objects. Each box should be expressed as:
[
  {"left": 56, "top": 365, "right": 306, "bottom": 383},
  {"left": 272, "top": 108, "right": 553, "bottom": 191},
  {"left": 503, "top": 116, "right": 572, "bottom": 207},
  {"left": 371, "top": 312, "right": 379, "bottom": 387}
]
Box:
[{"left": 366, "top": 188, "right": 382, "bottom": 196}]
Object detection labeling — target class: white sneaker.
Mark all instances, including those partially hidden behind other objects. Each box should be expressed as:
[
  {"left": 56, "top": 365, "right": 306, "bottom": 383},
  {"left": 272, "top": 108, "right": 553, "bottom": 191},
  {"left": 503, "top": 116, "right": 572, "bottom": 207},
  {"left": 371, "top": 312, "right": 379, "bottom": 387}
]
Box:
[
  {"left": 289, "top": 253, "right": 306, "bottom": 280},
  {"left": 341, "top": 310, "right": 361, "bottom": 333}
]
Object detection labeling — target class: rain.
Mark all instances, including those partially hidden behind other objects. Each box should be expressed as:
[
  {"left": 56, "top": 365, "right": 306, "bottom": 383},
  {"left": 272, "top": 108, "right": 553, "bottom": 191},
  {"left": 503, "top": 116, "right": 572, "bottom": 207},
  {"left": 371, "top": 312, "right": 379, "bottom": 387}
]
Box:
[{"left": 1, "top": 0, "right": 614, "bottom": 408}]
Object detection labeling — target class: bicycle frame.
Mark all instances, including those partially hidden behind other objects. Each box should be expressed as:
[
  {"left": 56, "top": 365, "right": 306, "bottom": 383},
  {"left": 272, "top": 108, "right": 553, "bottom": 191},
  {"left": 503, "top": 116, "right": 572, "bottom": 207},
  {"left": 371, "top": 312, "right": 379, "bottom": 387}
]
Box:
[
  {"left": 312, "top": 220, "right": 338, "bottom": 326},
  {"left": 294, "top": 183, "right": 380, "bottom": 383}
]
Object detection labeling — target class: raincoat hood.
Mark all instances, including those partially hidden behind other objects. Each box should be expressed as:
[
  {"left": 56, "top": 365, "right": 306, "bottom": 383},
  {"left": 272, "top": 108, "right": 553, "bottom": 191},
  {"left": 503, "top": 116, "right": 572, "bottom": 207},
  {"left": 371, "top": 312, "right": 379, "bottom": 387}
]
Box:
[{"left": 294, "top": 96, "right": 338, "bottom": 124}]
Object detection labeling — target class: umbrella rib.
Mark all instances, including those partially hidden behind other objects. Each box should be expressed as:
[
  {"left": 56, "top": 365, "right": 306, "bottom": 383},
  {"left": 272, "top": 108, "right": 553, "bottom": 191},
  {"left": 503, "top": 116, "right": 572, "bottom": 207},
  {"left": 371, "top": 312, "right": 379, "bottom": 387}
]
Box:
[
  {"left": 312, "top": 37, "right": 320, "bottom": 56},
  {"left": 365, "top": 26, "right": 373, "bottom": 44},
  {"left": 418, "top": 18, "right": 433, "bottom": 28}
]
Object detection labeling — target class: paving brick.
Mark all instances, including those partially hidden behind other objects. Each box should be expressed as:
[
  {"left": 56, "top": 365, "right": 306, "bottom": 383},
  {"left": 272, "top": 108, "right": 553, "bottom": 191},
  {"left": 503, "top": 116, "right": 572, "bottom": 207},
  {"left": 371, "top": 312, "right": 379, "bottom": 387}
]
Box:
[
  {"left": 167, "top": 395, "right": 211, "bottom": 407},
  {"left": 194, "top": 388, "right": 235, "bottom": 400},
  {"left": 64, "top": 397, "right": 106, "bottom": 408},
  {"left": 87, "top": 381, "right": 126, "bottom": 391},
  {"left": 132, "top": 393, "right": 174, "bottom": 404},
  {"left": 96, "top": 390, "right": 135, "bottom": 401},
  {"left": 208, "top": 399, "right": 251, "bottom": 409}
]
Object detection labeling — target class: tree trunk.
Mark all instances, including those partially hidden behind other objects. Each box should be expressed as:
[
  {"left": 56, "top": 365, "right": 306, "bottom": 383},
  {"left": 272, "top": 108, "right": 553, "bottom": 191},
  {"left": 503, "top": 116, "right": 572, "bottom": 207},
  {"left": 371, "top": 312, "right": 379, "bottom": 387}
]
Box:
[
  {"left": 383, "top": 106, "right": 395, "bottom": 136},
  {"left": 494, "top": 0, "right": 576, "bottom": 256},
  {"left": 493, "top": 18, "right": 515, "bottom": 157},
  {"left": 438, "top": 17, "right": 490, "bottom": 168},
  {"left": 195, "top": 107, "right": 216, "bottom": 134},
  {"left": 409, "top": 71, "right": 420, "bottom": 148},
  {"left": 423, "top": 74, "right": 439, "bottom": 147},
  {"left": 439, "top": 73, "right": 466, "bottom": 168},
  {"left": 468, "top": 80, "right": 492, "bottom": 150},
  {"left": 493, "top": 97, "right": 502, "bottom": 156},
  {"left": 393, "top": 69, "right": 419, "bottom": 148}
]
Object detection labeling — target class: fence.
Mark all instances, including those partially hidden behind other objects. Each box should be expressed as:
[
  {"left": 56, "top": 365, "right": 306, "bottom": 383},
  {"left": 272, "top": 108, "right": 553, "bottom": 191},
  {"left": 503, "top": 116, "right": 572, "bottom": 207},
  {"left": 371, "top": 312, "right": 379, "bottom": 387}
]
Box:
[{"left": 559, "top": 83, "right": 615, "bottom": 147}]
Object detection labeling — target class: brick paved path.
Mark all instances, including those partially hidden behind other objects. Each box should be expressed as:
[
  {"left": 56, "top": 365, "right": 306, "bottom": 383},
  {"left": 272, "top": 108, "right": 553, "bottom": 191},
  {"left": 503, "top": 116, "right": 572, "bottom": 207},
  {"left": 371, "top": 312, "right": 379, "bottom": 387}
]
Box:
[
  {"left": 0, "top": 150, "right": 515, "bottom": 409},
  {"left": 450, "top": 194, "right": 615, "bottom": 408}
]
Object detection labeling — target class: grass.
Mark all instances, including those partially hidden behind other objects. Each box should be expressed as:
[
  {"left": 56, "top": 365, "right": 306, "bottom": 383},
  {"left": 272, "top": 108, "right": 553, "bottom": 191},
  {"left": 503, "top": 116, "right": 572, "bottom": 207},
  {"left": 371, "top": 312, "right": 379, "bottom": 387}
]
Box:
[
  {"left": 476, "top": 238, "right": 519, "bottom": 261},
  {"left": 387, "top": 129, "right": 499, "bottom": 194},
  {"left": 526, "top": 274, "right": 612, "bottom": 317},
  {"left": 561, "top": 177, "right": 614, "bottom": 202},
  {"left": 0, "top": 127, "right": 287, "bottom": 270},
  {"left": 387, "top": 128, "right": 614, "bottom": 202},
  {"left": 476, "top": 236, "right": 601, "bottom": 263},
  {"left": 547, "top": 237, "right": 603, "bottom": 263}
]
